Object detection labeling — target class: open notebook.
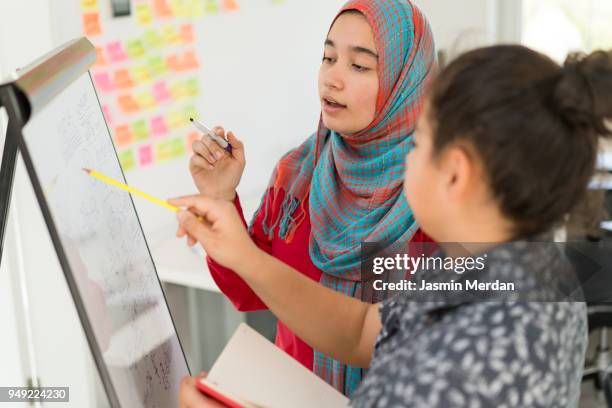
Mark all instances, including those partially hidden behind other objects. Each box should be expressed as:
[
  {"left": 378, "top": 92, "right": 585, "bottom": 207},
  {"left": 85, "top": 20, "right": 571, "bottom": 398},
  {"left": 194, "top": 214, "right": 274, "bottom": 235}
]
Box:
[{"left": 197, "top": 324, "right": 350, "bottom": 408}]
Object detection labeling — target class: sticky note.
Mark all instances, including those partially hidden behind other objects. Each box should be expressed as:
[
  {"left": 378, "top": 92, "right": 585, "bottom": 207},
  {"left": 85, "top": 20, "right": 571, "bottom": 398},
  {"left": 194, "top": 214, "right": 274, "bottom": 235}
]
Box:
[
  {"left": 80, "top": 0, "right": 98, "bottom": 12},
  {"left": 132, "top": 65, "right": 152, "bottom": 84},
  {"left": 113, "top": 69, "right": 134, "bottom": 89},
  {"left": 150, "top": 115, "right": 168, "bottom": 138},
  {"left": 166, "top": 54, "right": 181, "bottom": 71},
  {"left": 119, "top": 149, "right": 135, "bottom": 171},
  {"left": 184, "top": 78, "right": 199, "bottom": 97},
  {"left": 170, "top": 137, "right": 186, "bottom": 157},
  {"left": 148, "top": 56, "right": 168, "bottom": 76},
  {"left": 204, "top": 0, "right": 218, "bottom": 14},
  {"left": 118, "top": 94, "right": 140, "bottom": 114},
  {"left": 126, "top": 39, "right": 146, "bottom": 58},
  {"left": 186, "top": 0, "right": 204, "bottom": 17},
  {"left": 83, "top": 13, "right": 102, "bottom": 37},
  {"left": 183, "top": 105, "right": 199, "bottom": 121},
  {"left": 115, "top": 125, "right": 134, "bottom": 147},
  {"left": 186, "top": 131, "right": 200, "bottom": 150},
  {"left": 170, "top": 81, "right": 188, "bottom": 100},
  {"left": 102, "top": 105, "right": 113, "bottom": 125},
  {"left": 135, "top": 3, "right": 153, "bottom": 25},
  {"left": 167, "top": 111, "right": 185, "bottom": 129},
  {"left": 222, "top": 0, "right": 239, "bottom": 12},
  {"left": 153, "top": 0, "right": 173, "bottom": 17},
  {"left": 94, "top": 46, "right": 106, "bottom": 66},
  {"left": 162, "top": 26, "right": 180, "bottom": 45},
  {"left": 107, "top": 41, "right": 127, "bottom": 62},
  {"left": 179, "top": 24, "right": 195, "bottom": 44},
  {"left": 143, "top": 30, "right": 164, "bottom": 49},
  {"left": 155, "top": 140, "right": 173, "bottom": 161},
  {"left": 138, "top": 144, "right": 154, "bottom": 166},
  {"left": 132, "top": 120, "right": 149, "bottom": 141},
  {"left": 182, "top": 51, "right": 199, "bottom": 70},
  {"left": 136, "top": 91, "right": 157, "bottom": 110},
  {"left": 153, "top": 81, "right": 171, "bottom": 103},
  {"left": 93, "top": 72, "right": 114, "bottom": 92}
]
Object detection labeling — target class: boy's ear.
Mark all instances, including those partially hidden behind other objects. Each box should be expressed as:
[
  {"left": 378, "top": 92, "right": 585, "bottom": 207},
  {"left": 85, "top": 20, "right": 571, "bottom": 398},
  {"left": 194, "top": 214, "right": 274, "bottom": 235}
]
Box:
[{"left": 443, "top": 146, "right": 473, "bottom": 201}]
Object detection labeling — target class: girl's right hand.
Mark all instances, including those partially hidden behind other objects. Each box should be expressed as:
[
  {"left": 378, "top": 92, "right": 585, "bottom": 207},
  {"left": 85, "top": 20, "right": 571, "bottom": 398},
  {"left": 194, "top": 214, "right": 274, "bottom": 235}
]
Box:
[{"left": 189, "top": 126, "right": 245, "bottom": 201}]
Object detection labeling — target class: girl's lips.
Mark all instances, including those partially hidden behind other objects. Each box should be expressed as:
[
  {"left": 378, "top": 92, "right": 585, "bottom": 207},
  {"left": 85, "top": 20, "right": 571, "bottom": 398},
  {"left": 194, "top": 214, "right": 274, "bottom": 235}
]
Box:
[{"left": 322, "top": 98, "right": 347, "bottom": 114}]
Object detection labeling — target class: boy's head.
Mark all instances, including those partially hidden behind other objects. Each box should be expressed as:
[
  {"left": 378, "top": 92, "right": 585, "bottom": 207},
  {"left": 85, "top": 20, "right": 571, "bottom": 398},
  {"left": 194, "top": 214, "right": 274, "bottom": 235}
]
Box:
[{"left": 404, "top": 45, "right": 612, "bottom": 242}]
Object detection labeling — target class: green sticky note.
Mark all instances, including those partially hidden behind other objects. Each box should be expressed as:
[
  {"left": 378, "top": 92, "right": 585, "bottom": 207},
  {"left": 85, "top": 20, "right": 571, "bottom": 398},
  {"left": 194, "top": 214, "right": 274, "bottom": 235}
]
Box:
[
  {"left": 148, "top": 56, "right": 167, "bottom": 76},
  {"left": 170, "top": 137, "right": 185, "bottom": 157},
  {"left": 119, "top": 149, "right": 135, "bottom": 171},
  {"left": 184, "top": 78, "right": 199, "bottom": 97},
  {"left": 126, "top": 39, "right": 145, "bottom": 58},
  {"left": 183, "top": 105, "right": 199, "bottom": 121},
  {"left": 143, "top": 30, "right": 164, "bottom": 49},
  {"left": 204, "top": 0, "right": 218, "bottom": 14},
  {"left": 132, "top": 119, "right": 149, "bottom": 141}
]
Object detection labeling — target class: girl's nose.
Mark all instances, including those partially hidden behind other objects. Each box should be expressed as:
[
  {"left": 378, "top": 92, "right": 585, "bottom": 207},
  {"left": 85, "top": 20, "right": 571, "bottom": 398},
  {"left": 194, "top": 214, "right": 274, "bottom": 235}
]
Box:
[{"left": 324, "top": 64, "right": 344, "bottom": 90}]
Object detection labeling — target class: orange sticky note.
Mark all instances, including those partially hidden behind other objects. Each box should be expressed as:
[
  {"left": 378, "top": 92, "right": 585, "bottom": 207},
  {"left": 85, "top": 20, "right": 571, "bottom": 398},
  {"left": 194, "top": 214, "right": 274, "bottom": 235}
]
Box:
[
  {"left": 94, "top": 46, "right": 106, "bottom": 66},
  {"left": 182, "top": 51, "right": 199, "bottom": 70},
  {"left": 135, "top": 3, "right": 154, "bottom": 25},
  {"left": 179, "top": 24, "right": 195, "bottom": 44},
  {"left": 113, "top": 69, "right": 134, "bottom": 89},
  {"left": 118, "top": 94, "right": 140, "bottom": 114},
  {"left": 83, "top": 13, "right": 102, "bottom": 37},
  {"left": 221, "top": 0, "right": 239, "bottom": 12},
  {"left": 166, "top": 54, "right": 181, "bottom": 71},
  {"left": 114, "top": 125, "right": 134, "bottom": 148},
  {"left": 154, "top": 0, "right": 173, "bottom": 17}
]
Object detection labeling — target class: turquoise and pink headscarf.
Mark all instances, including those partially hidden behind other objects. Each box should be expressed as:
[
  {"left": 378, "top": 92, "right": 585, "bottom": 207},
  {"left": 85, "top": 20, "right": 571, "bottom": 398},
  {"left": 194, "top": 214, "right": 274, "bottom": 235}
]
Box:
[{"left": 251, "top": 0, "right": 435, "bottom": 397}]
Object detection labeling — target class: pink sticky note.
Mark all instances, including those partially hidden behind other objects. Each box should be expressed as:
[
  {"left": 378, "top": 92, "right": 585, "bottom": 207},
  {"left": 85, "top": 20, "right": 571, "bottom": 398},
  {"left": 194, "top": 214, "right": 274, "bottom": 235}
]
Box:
[
  {"left": 138, "top": 144, "right": 154, "bottom": 166},
  {"left": 150, "top": 115, "right": 168, "bottom": 138},
  {"left": 152, "top": 81, "right": 171, "bottom": 103},
  {"left": 107, "top": 41, "right": 127, "bottom": 62},
  {"left": 102, "top": 105, "right": 112, "bottom": 125},
  {"left": 93, "top": 72, "right": 114, "bottom": 92}
]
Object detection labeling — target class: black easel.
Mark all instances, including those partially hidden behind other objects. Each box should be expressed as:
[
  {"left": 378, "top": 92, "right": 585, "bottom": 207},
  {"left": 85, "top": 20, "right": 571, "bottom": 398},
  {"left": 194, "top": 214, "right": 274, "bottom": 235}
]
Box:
[{"left": 0, "top": 82, "right": 30, "bottom": 268}]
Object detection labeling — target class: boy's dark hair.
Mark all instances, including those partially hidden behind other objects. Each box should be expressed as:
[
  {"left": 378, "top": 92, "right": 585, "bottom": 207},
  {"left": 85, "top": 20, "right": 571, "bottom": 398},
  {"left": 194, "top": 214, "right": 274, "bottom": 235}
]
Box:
[{"left": 429, "top": 45, "right": 612, "bottom": 239}]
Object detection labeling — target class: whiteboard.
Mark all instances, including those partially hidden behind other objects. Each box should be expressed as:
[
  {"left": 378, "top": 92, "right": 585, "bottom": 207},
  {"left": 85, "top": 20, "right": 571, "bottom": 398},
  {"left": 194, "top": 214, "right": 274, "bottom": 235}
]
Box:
[{"left": 20, "top": 72, "right": 189, "bottom": 407}]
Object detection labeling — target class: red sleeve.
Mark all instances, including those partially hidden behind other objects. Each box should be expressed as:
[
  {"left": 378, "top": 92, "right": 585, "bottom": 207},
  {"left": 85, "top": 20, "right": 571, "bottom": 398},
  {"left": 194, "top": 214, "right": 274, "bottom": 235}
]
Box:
[{"left": 206, "top": 191, "right": 274, "bottom": 312}]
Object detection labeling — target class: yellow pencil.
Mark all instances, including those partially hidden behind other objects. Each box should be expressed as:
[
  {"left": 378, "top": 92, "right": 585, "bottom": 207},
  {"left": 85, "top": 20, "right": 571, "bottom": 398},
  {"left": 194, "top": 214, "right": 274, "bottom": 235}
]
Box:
[{"left": 83, "top": 168, "right": 180, "bottom": 213}]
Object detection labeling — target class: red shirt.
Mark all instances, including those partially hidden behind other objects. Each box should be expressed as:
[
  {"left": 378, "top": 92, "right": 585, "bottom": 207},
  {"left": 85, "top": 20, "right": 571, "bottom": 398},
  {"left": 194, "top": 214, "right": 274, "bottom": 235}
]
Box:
[{"left": 207, "top": 188, "right": 433, "bottom": 370}]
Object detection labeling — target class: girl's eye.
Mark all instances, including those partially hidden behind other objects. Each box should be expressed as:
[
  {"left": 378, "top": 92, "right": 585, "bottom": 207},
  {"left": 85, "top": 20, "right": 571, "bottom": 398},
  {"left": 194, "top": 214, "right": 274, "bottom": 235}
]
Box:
[
  {"left": 352, "top": 64, "right": 369, "bottom": 72},
  {"left": 322, "top": 56, "right": 335, "bottom": 63}
]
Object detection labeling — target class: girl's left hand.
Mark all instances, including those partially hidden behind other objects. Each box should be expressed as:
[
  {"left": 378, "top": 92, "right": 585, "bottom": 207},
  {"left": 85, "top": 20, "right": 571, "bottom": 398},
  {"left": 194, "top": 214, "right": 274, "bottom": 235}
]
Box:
[
  {"left": 179, "top": 373, "right": 225, "bottom": 408},
  {"left": 168, "top": 194, "right": 258, "bottom": 271}
]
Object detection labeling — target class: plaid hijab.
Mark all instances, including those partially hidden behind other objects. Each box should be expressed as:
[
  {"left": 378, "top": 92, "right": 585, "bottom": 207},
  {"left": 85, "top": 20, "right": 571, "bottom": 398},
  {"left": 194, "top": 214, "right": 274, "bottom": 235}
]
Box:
[{"left": 250, "top": 0, "right": 435, "bottom": 396}]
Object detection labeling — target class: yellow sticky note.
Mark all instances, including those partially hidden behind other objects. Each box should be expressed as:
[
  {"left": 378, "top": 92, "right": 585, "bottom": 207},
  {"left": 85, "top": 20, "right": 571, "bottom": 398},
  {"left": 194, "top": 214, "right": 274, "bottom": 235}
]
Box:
[
  {"left": 167, "top": 111, "right": 185, "bottom": 129},
  {"left": 80, "top": 0, "right": 98, "bottom": 11},
  {"left": 136, "top": 4, "right": 154, "bottom": 25},
  {"left": 204, "top": 0, "right": 218, "bottom": 14},
  {"left": 143, "top": 30, "right": 164, "bottom": 49},
  {"left": 185, "top": 0, "right": 204, "bottom": 17},
  {"left": 183, "top": 105, "right": 199, "bottom": 121},
  {"left": 155, "top": 141, "right": 173, "bottom": 161},
  {"left": 170, "top": 137, "right": 186, "bottom": 157},
  {"left": 170, "top": 81, "right": 188, "bottom": 100},
  {"left": 162, "top": 25, "right": 180, "bottom": 45},
  {"left": 132, "top": 65, "right": 152, "bottom": 84},
  {"left": 136, "top": 91, "right": 157, "bottom": 110}
]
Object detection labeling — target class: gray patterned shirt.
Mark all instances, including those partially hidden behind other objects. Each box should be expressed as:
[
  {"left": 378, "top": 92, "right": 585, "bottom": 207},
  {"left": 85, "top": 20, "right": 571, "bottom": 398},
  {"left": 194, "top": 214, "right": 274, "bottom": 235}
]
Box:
[{"left": 351, "top": 241, "right": 588, "bottom": 407}]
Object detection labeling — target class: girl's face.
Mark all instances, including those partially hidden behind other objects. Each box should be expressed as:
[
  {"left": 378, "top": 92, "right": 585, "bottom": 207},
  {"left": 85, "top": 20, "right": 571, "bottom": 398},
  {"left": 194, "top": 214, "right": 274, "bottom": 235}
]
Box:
[
  {"left": 403, "top": 104, "right": 444, "bottom": 239},
  {"left": 318, "top": 12, "right": 379, "bottom": 136}
]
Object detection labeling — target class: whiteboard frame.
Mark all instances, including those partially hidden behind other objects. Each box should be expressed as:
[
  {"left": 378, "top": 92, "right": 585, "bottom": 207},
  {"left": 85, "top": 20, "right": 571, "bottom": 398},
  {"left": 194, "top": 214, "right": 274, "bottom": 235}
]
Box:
[{"left": 7, "top": 38, "right": 191, "bottom": 407}]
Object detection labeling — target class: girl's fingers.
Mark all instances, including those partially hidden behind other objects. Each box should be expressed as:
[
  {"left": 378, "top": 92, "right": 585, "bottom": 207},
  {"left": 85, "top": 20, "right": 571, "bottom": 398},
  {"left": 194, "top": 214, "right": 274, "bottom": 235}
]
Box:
[
  {"left": 190, "top": 153, "right": 214, "bottom": 171},
  {"left": 192, "top": 140, "right": 218, "bottom": 164},
  {"left": 226, "top": 131, "right": 245, "bottom": 162}
]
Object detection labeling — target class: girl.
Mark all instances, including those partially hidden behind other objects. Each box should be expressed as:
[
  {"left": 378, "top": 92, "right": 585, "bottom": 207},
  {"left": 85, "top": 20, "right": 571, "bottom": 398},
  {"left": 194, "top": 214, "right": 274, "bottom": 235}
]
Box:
[
  {"left": 173, "top": 46, "right": 612, "bottom": 406},
  {"left": 186, "top": 0, "right": 435, "bottom": 396}
]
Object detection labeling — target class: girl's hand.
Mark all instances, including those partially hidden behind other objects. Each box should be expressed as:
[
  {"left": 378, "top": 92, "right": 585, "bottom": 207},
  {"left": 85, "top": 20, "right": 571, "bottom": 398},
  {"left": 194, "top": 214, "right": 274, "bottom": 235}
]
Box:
[
  {"left": 179, "top": 373, "right": 225, "bottom": 408},
  {"left": 189, "top": 127, "right": 245, "bottom": 201},
  {"left": 169, "top": 194, "right": 258, "bottom": 272}
]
